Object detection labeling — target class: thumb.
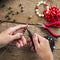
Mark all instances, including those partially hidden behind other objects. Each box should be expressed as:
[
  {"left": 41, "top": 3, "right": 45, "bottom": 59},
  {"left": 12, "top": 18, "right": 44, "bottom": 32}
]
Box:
[
  {"left": 11, "top": 33, "right": 23, "bottom": 40},
  {"left": 33, "top": 33, "right": 40, "bottom": 48}
]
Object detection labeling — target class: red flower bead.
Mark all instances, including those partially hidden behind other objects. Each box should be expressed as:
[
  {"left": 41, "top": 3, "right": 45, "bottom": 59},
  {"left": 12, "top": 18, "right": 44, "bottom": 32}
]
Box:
[
  {"left": 44, "top": 6, "right": 60, "bottom": 28},
  {"left": 44, "top": 6, "right": 60, "bottom": 23}
]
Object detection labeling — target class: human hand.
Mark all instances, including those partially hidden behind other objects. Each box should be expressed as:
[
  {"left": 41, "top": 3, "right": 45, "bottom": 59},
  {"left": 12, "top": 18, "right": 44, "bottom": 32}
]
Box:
[
  {"left": 28, "top": 33, "right": 53, "bottom": 60},
  {"left": 0, "top": 25, "right": 27, "bottom": 48}
]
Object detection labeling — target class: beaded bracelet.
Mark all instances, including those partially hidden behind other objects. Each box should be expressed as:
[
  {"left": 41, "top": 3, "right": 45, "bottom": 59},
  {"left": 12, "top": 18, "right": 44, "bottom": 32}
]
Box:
[{"left": 35, "top": 1, "right": 49, "bottom": 17}]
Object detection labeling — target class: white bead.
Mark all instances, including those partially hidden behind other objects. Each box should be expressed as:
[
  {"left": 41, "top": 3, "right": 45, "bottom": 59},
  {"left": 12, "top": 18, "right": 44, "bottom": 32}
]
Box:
[
  {"left": 38, "top": 2, "right": 41, "bottom": 5},
  {"left": 43, "top": 1, "right": 46, "bottom": 4},
  {"left": 53, "top": 46, "right": 55, "bottom": 49},
  {"left": 46, "top": 6, "right": 49, "bottom": 9},
  {"left": 48, "top": 38, "right": 49, "bottom": 40},
  {"left": 38, "top": 14, "right": 41, "bottom": 17},
  {"left": 36, "top": 12, "right": 39, "bottom": 15},
  {"left": 41, "top": 14, "right": 44, "bottom": 17},
  {"left": 40, "top": 1, "right": 44, "bottom": 3},
  {"left": 35, "top": 9, "right": 38, "bottom": 12},
  {"left": 50, "top": 38, "right": 53, "bottom": 40},
  {"left": 35, "top": 1, "right": 49, "bottom": 18}
]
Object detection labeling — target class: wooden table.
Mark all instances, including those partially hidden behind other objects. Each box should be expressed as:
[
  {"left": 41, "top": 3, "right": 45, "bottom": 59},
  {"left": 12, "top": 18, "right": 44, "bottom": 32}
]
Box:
[{"left": 0, "top": 0, "right": 60, "bottom": 60}]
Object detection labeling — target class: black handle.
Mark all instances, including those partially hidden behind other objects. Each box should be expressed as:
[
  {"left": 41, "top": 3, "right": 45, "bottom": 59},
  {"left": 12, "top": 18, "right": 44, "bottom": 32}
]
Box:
[{"left": 27, "top": 29, "right": 35, "bottom": 49}]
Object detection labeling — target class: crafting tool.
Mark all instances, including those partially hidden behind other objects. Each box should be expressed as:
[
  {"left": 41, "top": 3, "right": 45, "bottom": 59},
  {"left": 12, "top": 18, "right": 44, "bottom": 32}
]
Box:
[
  {"left": 36, "top": 23, "right": 60, "bottom": 38},
  {"left": 27, "top": 29, "right": 35, "bottom": 50},
  {"left": 44, "top": 21, "right": 60, "bottom": 28},
  {"left": 27, "top": 29, "right": 55, "bottom": 52}
]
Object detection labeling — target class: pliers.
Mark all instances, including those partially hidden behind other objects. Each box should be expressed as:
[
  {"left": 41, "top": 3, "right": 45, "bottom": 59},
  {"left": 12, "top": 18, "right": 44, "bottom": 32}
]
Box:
[
  {"left": 27, "top": 29, "right": 35, "bottom": 50},
  {"left": 27, "top": 29, "right": 55, "bottom": 52},
  {"left": 44, "top": 21, "right": 60, "bottom": 28},
  {"left": 36, "top": 23, "right": 60, "bottom": 38}
]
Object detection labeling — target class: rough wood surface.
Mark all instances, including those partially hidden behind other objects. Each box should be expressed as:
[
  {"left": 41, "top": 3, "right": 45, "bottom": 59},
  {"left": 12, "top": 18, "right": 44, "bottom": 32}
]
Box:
[{"left": 0, "top": 0, "right": 60, "bottom": 60}]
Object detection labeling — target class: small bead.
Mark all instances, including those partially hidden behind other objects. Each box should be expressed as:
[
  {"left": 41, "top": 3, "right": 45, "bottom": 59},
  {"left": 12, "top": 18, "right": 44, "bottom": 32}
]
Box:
[
  {"left": 12, "top": 13, "right": 15, "bottom": 15},
  {"left": 35, "top": 9, "right": 38, "bottom": 12},
  {"left": 21, "top": 6, "right": 24, "bottom": 9},
  {"left": 21, "top": 9, "right": 24, "bottom": 12},
  {"left": 28, "top": 15, "right": 33, "bottom": 19},
  {"left": 41, "top": 14, "right": 44, "bottom": 17},
  {"left": 38, "top": 2, "right": 41, "bottom": 5},
  {"left": 40, "top": 1, "right": 44, "bottom": 3},
  {"left": 16, "top": 11, "right": 20, "bottom": 14},
  {"left": 8, "top": 10, "right": 13, "bottom": 15},
  {"left": 8, "top": 7, "right": 12, "bottom": 10},
  {"left": 48, "top": 38, "right": 50, "bottom": 40},
  {"left": 43, "top": 1, "right": 46, "bottom": 4},
  {"left": 44, "top": 4, "right": 48, "bottom": 6},
  {"left": 36, "top": 12, "right": 39, "bottom": 15},
  {"left": 35, "top": 6, "right": 39, "bottom": 9},
  {"left": 19, "top": 4, "right": 22, "bottom": 7},
  {"left": 5, "top": 15, "right": 9, "bottom": 18},
  {"left": 38, "top": 14, "right": 41, "bottom": 17},
  {"left": 46, "top": 6, "right": 49, "bottom": 10},
  {"left": 13, "top": 19, "right": 16, "bottom": 22},
  {"left": 50, "top": 38, "right": 53, "bottom": 40},
  {"left": 53, "top": 46, "right": 55, "bottom": 49},
  {"left": 7, "top": 17, "right": 11, "bottom": 20}
]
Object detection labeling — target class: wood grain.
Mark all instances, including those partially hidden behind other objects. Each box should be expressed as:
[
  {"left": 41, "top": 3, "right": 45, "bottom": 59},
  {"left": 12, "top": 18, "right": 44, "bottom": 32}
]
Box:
[{"left": 0, "top": 0, "right": 60, "bottom": 60}]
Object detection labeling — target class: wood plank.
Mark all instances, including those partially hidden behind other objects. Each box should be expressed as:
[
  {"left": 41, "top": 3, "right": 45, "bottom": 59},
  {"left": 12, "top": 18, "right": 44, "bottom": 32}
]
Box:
[{"left": 0, "top": 0, "right": 60, "bottom": 60}]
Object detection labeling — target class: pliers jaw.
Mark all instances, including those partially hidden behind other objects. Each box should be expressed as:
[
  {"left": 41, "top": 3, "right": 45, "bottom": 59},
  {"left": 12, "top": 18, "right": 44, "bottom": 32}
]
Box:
[{"left": 36, "top": 23, "right": 45, "bottom": 28}]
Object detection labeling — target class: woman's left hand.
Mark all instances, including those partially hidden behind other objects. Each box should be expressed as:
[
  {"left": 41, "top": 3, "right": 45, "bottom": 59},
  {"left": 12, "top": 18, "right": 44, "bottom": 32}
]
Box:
[{"left": 0, "top": 25, "right": 27, "bottom": 48}]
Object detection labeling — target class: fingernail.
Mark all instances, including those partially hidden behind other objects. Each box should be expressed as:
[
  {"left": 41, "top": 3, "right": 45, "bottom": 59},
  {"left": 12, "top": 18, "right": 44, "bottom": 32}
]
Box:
[{"left": 33, "top": 33, "right": 37, "bottom": 38}]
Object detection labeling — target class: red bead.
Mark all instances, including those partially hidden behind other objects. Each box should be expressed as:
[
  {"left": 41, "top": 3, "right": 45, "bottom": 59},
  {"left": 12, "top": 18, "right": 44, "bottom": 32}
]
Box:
[
  {"left": 44, "top": 4, "right": 48, "bottom": 6},
  {"left": 35, "top": 6, "right": 39, "bottom": 9}
]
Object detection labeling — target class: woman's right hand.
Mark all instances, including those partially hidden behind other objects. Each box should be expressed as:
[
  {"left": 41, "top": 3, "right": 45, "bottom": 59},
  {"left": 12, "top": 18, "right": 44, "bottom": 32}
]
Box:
[{"left": 28, "top": 33, "right": 53, "bottom": 60}]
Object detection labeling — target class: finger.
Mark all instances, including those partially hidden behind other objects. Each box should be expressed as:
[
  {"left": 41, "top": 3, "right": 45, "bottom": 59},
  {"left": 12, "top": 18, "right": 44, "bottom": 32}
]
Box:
[
  {"left": 37, "top": 34, "right": 47, "bottom": 42},
  {"left": 29, "top": 42, "right": 32, "bottom": 47},
  {"left": 9, "top": 25, "right": 28, "bottom": 33},
  {"left": 31, "top": 46, "right": 35, "bottom": 52},
  {"left": 21, "top": 36, "right": 27, "bottom": 45},
  {"left": 20, "top": 40, "right": 24, "bottom": 47},
  {"left": 16, "top": 42, "right": 21, "bottom": 48},
  {"left": 27, "top": 37, "right": 31, "bottom": 43},
  {"left": 11, "top": 33, "right": 23, "bottom": 40},
  {"left": 9, "top": 41, "right": 16, "bottom": 46},
  {"left": 33, "top": 33, "right": 40, "bottom": 48}
]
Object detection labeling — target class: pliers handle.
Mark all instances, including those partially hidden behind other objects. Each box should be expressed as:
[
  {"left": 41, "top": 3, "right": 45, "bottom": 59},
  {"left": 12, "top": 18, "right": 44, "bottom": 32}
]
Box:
[
  {"left": 44, "top": 21, "right": 60, "bottom": 28},
  {"left": 27, "top": 29, "right": 35, "bottom": 49},
  {"left": 36, "top": 24, "right": 60, "bottom": 38}
]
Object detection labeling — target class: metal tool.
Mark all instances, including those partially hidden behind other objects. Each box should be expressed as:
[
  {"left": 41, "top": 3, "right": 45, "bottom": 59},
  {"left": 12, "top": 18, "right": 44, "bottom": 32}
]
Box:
[
  {"left": 36, "top": 23, "right": 60, "bottom": 38},
  {"left": 27, "top": 29, "right": 55, "bottom": 52},
  {"left": 27, "top": 29, "right": 35, "bottom": 50}
]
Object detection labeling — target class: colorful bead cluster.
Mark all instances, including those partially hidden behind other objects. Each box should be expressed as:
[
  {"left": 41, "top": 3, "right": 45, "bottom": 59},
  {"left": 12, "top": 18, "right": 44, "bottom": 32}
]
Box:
[
  {"left": 44, "top": 6, "right": 60, "bottom": 23},
  {"left": 35, "top": 1, "right": 49, "bottom": 17},
  {"left": 44, "top": 6, "right": 60, "bottom": 28},
  {"left": 35, "top": 1, "right": 60, "bottom": 28}
]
